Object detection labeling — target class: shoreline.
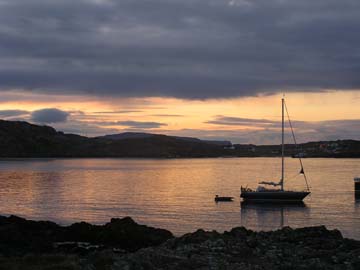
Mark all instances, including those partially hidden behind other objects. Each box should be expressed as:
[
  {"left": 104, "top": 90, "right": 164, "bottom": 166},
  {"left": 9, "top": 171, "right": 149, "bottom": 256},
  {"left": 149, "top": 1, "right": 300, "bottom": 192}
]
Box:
[
  {"left": 1, "top": 215, "right": 359, "bottom": 269},
  {"left": 2, "top": 120, "right": 360, "bottom": 159}
]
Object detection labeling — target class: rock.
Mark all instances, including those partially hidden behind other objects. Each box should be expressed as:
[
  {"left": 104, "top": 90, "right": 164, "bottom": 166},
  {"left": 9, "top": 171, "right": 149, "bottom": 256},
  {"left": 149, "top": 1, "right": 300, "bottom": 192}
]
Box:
[
  {"left": 171, "top": 229, "right": 220, "bottom": 247},
  {"left": 228, "top": 226, "right": 250, "bottom": 239},
  {"left": 98, "top": 216, "right": 174, "bottom": 251},
  {"left": 0, "top": 215, "right": 60, "bottom": 255},
  {"left": 0, "top": 215, "right": 173, "bottom": 255},
  {"left": 0, "top": 216, "right": 359, "bottom": 270}
]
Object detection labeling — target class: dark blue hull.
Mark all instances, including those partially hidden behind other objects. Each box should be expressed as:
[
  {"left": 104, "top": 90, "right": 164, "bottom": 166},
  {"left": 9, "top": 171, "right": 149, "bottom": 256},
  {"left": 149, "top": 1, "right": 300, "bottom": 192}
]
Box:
[{"left": 240, "top": 191, "right": 310, "bottom": 202}]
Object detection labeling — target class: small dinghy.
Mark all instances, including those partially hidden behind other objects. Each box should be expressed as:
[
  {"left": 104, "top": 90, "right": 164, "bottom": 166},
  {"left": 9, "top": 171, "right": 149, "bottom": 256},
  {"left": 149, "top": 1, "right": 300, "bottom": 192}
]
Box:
[{"left": 215, "top": 195, "right": 234, "bottom": 202}]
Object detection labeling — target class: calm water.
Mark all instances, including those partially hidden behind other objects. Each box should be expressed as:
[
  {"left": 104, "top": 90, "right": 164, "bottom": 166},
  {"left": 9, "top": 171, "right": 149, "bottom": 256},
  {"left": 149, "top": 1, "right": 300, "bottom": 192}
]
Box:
[{"left": 0, "top": 158, "right": 359, "bottom": 239}]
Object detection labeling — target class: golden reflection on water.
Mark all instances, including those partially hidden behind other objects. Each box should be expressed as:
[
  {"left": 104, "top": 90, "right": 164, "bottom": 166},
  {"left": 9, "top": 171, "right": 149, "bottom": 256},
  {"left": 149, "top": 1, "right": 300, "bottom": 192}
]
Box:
[{"left": 0, "top": 158, "right": 360, "bottom": 238}]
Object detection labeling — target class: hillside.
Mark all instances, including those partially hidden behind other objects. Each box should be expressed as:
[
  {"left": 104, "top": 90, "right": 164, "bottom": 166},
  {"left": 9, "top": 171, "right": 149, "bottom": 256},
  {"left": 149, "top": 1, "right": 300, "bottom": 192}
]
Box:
[
  {"left": 0, "top": 120, "right": 225, "bottom": 158},
  {"left": 98, "top": 133, "right": 232, "bottom": 146},
  {"left": 1, "top": 120, "right": 360, "bottom": 158}
]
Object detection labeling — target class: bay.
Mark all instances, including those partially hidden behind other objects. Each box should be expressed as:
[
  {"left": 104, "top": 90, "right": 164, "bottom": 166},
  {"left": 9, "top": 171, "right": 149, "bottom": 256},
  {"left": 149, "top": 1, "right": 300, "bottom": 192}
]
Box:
[{"left": 0, "top": 158, "right": 359, "bottom": 238}]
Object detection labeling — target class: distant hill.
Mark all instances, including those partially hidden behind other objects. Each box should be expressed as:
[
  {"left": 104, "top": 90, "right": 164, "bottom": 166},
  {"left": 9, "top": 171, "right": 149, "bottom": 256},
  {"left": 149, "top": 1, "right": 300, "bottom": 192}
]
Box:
[
  {"left": 98, "top": 133, "right": 232, "bottom": 146},
  {"left": 99, "top": 132, "right": 154, "bottom": 140},
  {"left": 0, "top": 120, "right": 225, "bottom": 158},
  {"left": 0, "top": 119, "right": 360, "bottom": 158}
]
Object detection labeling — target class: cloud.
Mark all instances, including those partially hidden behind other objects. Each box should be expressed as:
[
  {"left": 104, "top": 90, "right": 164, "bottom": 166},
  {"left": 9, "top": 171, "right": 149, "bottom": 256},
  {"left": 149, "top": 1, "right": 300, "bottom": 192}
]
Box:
[
  {"left": 116, "top": 120, "right": 167, "bottom": 129},
  {"left": 0, "top": 109, "right": 29, "bottom": 118},
  {"left": 2, "top": 107, "right": 359, "bottom": 142},
  {"left": 58, "top": 118, "right": 360, "bottom": 142},
  {"left": 204, "top": 116, "right": 360, "bottom": 143},
  {"left": 0, "top": 0, "right": 359, "bottom": 99},
  {"left": 151, "top": 114, "right": 184, "bottom": 117},
  {"left": 93, "top": 110, "right": 143, "bottom": 114},
  {"left": 51, "top": 120, "right": 120, "bottom": 137},
  {"left": 206, "top": 116, "right": 278, "bottom": 127},
  {"left": 31, "top": 108, "right": 69, "bottom": 123}
]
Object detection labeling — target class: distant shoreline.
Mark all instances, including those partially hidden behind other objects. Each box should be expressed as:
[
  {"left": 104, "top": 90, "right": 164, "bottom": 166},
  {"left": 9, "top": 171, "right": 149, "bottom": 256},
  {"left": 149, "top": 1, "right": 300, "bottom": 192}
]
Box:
[{"left": 1, "top": 120, "right": 360, "bottom": 159}]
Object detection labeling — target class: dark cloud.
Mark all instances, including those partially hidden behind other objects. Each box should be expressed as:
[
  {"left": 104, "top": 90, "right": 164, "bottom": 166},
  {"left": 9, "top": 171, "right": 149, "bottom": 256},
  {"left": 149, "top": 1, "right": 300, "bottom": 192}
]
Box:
[
  {"left": 0, "top": 0, "right": 359, "bottom": 99},
  {"left": 52, "top": 120, "right": 120, "bottom": 137},
  {"left": 116, "top": 121, "right": 167, "bottom": 129},
  {"left": 206, "top": 116, "right": 278, "bottom": 126},
  {"left": 0, "top": 110, "right": 29, "bottom": 118},
  {"left": 31, "top": 108, "right": 69, "bottom": 123},
  {"left": 90, "top": 120, "right": 167, "bottom": 128}
]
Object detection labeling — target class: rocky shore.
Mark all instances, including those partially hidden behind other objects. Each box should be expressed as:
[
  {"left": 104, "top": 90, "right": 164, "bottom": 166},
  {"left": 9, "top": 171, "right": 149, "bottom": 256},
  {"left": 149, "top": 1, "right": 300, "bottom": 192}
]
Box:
[{"left": 0, "top": 215, "right": 359, "bottom": 269}]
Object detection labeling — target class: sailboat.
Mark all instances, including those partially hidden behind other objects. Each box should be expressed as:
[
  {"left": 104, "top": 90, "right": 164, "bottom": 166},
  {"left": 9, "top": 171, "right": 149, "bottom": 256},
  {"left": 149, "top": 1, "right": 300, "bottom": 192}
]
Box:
[{"left": 240, "top": 97, "right": 311, "bottom": 202}]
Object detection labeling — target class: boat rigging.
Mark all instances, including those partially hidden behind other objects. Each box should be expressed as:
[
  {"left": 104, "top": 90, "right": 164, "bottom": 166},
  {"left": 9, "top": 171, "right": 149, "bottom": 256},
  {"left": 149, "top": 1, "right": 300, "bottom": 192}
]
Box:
[{"left": 240, "top": 97, "right": 311, "bottom": 202}]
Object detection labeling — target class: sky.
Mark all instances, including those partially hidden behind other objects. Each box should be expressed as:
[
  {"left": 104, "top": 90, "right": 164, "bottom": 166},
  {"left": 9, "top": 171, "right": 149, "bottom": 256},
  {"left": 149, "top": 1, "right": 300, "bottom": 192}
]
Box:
[{"left": 0, "top": 0, "right": 360, "bottom": 144}]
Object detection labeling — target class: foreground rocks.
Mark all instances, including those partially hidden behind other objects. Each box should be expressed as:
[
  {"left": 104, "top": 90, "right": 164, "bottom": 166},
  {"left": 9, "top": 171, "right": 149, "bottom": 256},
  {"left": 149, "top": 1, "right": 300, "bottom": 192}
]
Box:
[
  {"left": 0, "top": 215, "right": 173, "bottom": 255},
  {"left": 0, "top": 216, "right": 360, "bottom": 269},
  {"left": 116, "top": 226, "right": 360, "bottom": 270}
]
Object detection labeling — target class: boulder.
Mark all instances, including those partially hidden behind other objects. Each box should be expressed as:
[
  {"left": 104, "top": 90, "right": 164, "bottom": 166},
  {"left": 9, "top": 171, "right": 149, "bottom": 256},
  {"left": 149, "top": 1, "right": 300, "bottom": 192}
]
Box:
[{"left": 0, "top": 215, "right": 173, "bottom": 255}]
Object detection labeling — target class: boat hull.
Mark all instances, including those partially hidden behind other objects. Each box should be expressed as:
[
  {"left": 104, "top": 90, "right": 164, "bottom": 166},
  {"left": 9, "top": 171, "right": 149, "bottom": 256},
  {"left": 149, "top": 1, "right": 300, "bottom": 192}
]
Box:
[{"left": 240, "top": 191, "right": 310, "bottom": 202}]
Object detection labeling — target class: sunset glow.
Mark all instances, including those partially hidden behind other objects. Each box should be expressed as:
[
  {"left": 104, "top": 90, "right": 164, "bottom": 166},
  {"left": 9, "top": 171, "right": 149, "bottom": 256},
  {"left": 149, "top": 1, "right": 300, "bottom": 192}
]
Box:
[{"left": 1, "top": 90, "right": 360, "bottom": 143}]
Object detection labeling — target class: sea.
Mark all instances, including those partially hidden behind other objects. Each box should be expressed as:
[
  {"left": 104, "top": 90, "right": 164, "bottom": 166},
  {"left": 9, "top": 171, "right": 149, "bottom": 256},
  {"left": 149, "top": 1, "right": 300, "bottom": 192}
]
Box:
[{"left": 0, "top": 158, "right": 359, "bottom": 239}]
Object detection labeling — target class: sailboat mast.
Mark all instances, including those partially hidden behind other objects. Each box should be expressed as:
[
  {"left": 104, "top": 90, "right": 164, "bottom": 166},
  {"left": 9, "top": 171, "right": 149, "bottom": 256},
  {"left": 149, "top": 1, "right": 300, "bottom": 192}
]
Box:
[{"left": 281, "top": 97, "right": 285, "bottom": 191}]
